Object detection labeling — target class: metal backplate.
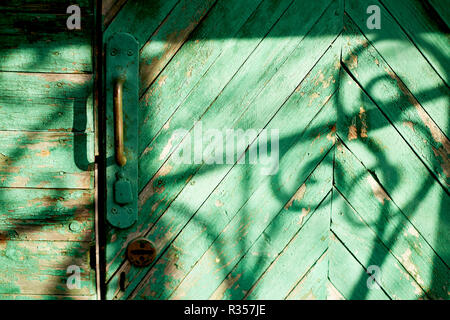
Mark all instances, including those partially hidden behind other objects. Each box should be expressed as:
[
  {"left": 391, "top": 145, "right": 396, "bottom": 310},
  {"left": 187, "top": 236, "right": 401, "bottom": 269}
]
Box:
[{"left": 106, "top": 33, "right": 139, "bottom": 229}]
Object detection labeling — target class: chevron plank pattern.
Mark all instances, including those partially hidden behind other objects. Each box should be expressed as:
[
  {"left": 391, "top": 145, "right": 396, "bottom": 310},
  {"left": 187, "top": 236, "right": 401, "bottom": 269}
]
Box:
[{"left": 103, "top": 0, "right": 449, "bottom": 300}]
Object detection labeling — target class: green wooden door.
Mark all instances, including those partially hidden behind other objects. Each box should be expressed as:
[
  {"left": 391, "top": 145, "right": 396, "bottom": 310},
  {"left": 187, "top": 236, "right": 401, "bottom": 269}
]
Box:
[
  {"left": 106, "top": 0, "right": 447, "bottom": 300},
  {"left": 0, "top": 1, "right": 97, "bottom": 299}
]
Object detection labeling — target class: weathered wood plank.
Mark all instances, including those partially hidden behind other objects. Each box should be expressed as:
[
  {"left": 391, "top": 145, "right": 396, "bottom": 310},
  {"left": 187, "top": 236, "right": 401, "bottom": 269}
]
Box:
[
  {"left": 0, "top": 240, "right": 95, "bottom": 295},
  {"left": 138, "top": 0, "right": 266, "bottom": 151},
  {"left": 102, "top": 0, "right": 128, "bottom": 29},
  {"left": 103, "top": 0, "right": 180, "bottom": 45},
  {"left": 243, "top": 197, "right": 330, "bottom": 299},
  {"left": 285, "top": 251, "right": 328, "bottom": 300},
  {"left": 140, "top": 98, "right": 336, "bottom": 300},
  {"left": 0, "top": 131, "right": 94, "bottom": 189},
  {"left": 137, "top": 0, "right": 337, "bottom": 199},
  {"left": 342, "top": 19, "right": 450, "bottom": 191},
  {"left": 328, "top": 230, "right": 389, "bottom": 300},
  {"left": 209, "top": 159, "right": 333, "bottom": 300},
  {"left": 335, "top": 143, "right": 449, "bottom": 299},
  {"left": 138, "top": 0, "right": 304, "bottom": 171},
  {"left": 107, "top": 21, "right": 340, "bottom": 299},
  {"left": 0, "top": 12, "right": 93, "bottom": 73},
  {"left": 337, "top": 69, "right": 450, "bottom": 267},
  {"left": 379, "top": 0, "right": 449, "bottom": 85},
  {"left": 0, "top": 189, "right": 94, "bottom": 241},
  {"left": 0, "top": 72, "right": 93, "bottom": 132},
  {"left": 139, "top": 0, "right": 217, "bottom": 95},
  {"left": 106, "top": 0, "right": 334, "bottom": 287},
  {"left": 332, "top": 190, "right": 427, "bottom": 299},
  {"left": 346, "top": 0, "right": 449, "bottom": 135}
]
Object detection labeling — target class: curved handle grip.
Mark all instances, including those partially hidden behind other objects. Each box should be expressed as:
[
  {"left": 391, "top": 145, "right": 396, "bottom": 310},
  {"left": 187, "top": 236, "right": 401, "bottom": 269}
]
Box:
[{"left": 114, "top": 77, "right": 127, "bottom": 166}]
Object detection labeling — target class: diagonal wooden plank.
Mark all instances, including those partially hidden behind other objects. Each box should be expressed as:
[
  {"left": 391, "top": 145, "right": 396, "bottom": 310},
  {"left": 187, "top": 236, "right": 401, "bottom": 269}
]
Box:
[
  {"left": 102, "top": 0, "right": 128, "bottom": 29},
  {"left": 138, "top": 0, "right": 267, "bottom": 153},
  {"left": 335, "top": 141, "right": 450, "bottom": 299},
  {"left": 379, "top": 0, "right": 449, "bottom": 85},
  {"left": 285, "top": 251, "right": 329, "bottom": 300},
  {"left": 0, "top": 131, "right": 94, "bottom": 189},
  {"left": 342, "top": 17, "right": 450, "bottom": 191},
  {"left": 243, "top": 195, "right": 330, "bottom": 300},
  {"left": 337, "top": 66, "right": 450, "bottom": 267},
  {"left": 0, "top": 240, "right": 94, "bottom": 296},
  {"left": 138, "top": 0, "right": 218, "bottom": 96},
  {"left": 110, "top": 29, "right": 340, "bottom": 299},
  {"left": 137, "top": 0, "right": 335, "bottom": 192},
  {"left": 346, "top": 0, "right": 449, "bottom": 136},
  {"left": 209, "top": 154, "right": 333, "bottom": 300},
  {"left": 103, "top": 0, "right": 180, "bottom": 45},
  {"left": 105, "top": 0, "right": 301, "bottom": 287},
  {"left": 328, "top": 229, "right": 390, "bottom": 300},
  {"left": 165, "top": 110, "right": 335, "bottom": 299},
  {"left": 331, "top": 188, "right": 427, "bottom": 299},
  {"left": 105, "top": 0, "right": 340, "bottom": 295}
]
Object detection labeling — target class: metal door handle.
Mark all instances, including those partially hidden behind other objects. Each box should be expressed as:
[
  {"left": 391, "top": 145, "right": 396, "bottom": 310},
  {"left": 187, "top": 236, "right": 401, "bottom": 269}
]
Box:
[
  {"left": 114, "top": 77, "right": 127, "bottom": 166},
  {"left": 106, "top": 32, "right": 139, "bottom": 229}
]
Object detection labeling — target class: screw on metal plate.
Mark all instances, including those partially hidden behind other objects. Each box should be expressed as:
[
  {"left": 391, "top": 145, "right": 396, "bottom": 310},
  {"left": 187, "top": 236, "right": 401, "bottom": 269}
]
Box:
[{"left": 127, "top": 238, "right": 156, "bottom": 267}]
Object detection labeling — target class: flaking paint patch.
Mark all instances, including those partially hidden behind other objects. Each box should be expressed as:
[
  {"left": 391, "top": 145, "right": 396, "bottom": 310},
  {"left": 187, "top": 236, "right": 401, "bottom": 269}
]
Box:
[
  {"left": 159, "top": 134, "right": 178, "bottom": 160},
  {"left": 308, "top": 92, "right": 320, "bottom": 106},
  {"left": 387, "top": 67, "right": 450, "bottom": 178},
  {"left": 367, "top": 175, "right": 390, "bottom": 204},
  {"left": 298, "top": 207, "right": 311, "bottom": 225},
  {"left": 399, "top": 248, "right": 425, "bottom": 286},
  {"left": 359, "top": 106, "right": 368, "bottom": 138},
  {"left": 210, "top": 273, "right": 242, "bottom": 300},
  {"left": 139, "top": 164, "right": 173, "bottom": 206},
  {"left": 285, "top": 184, "right": 307, "bottom": 210},
  {"left": 215, "top": 200, "right": 224, "bottom": 207},
  {"left": 404, "top": 121, "right": 415, "bottom": 132},
  {"left": 327, "top": 281, "right": 345, "bottom": 300},
  {"left": 348, "top": 124, "right": 357, "bottom": 141},
  {"left": 11, "top": 176, "right": 30, "bottom": 188},
  {"left": 327, "top": 125, "right": 336, "bottom": 143}
]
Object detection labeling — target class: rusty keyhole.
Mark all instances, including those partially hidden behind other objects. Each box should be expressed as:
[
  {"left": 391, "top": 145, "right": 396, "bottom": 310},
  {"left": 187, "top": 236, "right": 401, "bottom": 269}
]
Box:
[{"left": 126, "top": 238, "right": 156, "bottom": 267}]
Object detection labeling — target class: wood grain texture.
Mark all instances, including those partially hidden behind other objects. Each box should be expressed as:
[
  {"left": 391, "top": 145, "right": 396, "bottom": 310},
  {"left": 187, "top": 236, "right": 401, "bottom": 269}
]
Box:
[
  {"left": 337, "top": 69, "right": 450, "bottom": 267},
  {"left": 335, "top": 142, "right": 449, "bottom": 299},
  {"left": 379, "top": 0, "right": 449, "bottom": 85},
  {"left": 342, "top": 19, "right": 450, "bottom": 191},
  {"left": 0, "top": 240, "right": 95, "bottom": 295},
  {"left": 102, "top": 0, "right": 449, "bottom": 300},
  {"left": 0, "top": 72, "right": 93, "bottom": 132},
  {"left": 106, "top": 6, "right": 341, "bottom": 298},
  {"left": 0, "top": 189, "right": 94, "bottom": 241},
  {"left": 0, "top": 8, "right": 94, "bottom": 73},
  {"left": 138, "top": 0, "right": 217, "bottom": 95},
  {"left": 0, "top": 131, "right": 94, "bottom": 189},
  {"left": 0, "top": 0, "right": 96, "bottom": 299},
  {"left": 244, "top": 197, "right": 330, "bottom": 299},
  {"left": 346, "top": 0, "right": 449, "bottom": 136}
]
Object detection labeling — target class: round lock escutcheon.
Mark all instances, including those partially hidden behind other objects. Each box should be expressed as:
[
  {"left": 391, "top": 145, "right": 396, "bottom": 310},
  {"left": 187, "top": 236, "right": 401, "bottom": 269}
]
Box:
[{"left": 126, "top": 238, "right": 156, "bottom": 267}]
